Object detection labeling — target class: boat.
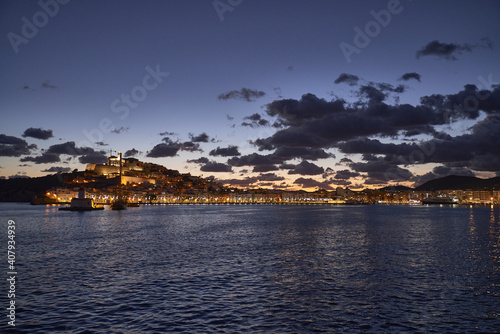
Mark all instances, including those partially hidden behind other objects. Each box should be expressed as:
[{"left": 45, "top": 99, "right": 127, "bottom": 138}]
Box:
[
  {"left": 59, "top": 188, "right": 104, "bottom": 211},
  {"left": 111, "top": 199, "right": 127, "bottom": 210},
  {"left": 421, "top": 196, "right": 459, "bottom": 205},
  {"left": 110, "top": 151, "right": 127, "bottom": 210},
  {"left": 126, "top": 202, "right": 140, "bottom": 207}
]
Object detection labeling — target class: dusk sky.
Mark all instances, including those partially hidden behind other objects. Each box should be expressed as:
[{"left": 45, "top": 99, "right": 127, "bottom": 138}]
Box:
[{"left": 1, "top": 0, "right": 499, "bottom": 190}]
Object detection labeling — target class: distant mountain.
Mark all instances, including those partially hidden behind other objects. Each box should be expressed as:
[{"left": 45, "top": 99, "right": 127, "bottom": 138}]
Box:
[{"left": 415, "top": 175, "right": 500, "bottom": 191}]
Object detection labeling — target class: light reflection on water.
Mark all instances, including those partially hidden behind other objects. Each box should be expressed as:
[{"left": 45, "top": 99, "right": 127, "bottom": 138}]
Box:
[{"left": 0, "top": 203, "right": 499, "bottom": 333}]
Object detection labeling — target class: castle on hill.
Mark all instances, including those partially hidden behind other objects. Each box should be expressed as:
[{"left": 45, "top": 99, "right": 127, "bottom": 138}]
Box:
[{"left": 85, "top": 155, "right": 156, "bottom": 185}]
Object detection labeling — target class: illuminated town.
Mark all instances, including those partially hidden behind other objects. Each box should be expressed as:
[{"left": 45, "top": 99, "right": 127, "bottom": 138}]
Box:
[{"left": 39, "top": 155, "right": 499, "bottom": 206}]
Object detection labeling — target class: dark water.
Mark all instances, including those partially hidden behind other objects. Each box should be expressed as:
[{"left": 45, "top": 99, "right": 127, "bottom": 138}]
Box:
[{"left": 0, "top": 203, "right": 499, "bottom": 333}]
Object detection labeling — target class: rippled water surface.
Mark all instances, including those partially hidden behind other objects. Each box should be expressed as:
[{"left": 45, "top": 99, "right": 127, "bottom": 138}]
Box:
[{"left": 1, "top": 203, "right": 499, "bottom": 333}]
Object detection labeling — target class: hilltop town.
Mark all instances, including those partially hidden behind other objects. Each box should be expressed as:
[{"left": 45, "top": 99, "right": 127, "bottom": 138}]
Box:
[{"left": 1, "top": 155, "right": 499, "bottom": 205}]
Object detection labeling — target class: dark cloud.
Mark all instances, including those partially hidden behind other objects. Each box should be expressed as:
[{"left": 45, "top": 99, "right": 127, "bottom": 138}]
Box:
[
  {"left": 78, "top": 151, "right": 108, "bottom": 164},
  {"left": 111, "top": 127, "right": 129, "bottom": 134},
  {"left": 0, "top": 134, "right": 35, "bottom": 157},
  {"left": 228, "top": 153, "right": 279, "bottom": 167},
  {"left": 147, "top": 143, "right": 180, "bottom": 158},
  {"left": 180, "top": 141, "right": 202, "bottom": 152},
  {"left": 41, "top": 166, "right": 72, "bottom": 173},
  {"left": 421, "top": 84, "right": 500, "bottom": 119},
  {"left": 148, "top": 137, "right": 203, "bottom": 157},
  {"left": 374, "top": 82, "right": 406, "bottom": 94},
  {"left": 124, "top": 148, "right": 139, "bottom": 157},
  {"left": 159, "top": 131, "right": 177, "bottom": 136},
  {"left": 293, "top": 177, "right": 333, "bottom": 190},
  {"left": 338, "top": 138, "right": 417, "bottom": 156},
  {"left": 416, "top": 38, "right": 493, "bottom": 60},
  {"left": 235, "top": 83, "right": 500, "bottom": 188},
  {"left": 334, "top": 169, "right": 360, "bottom": 180},
  {"left": 334, "top": 73, "right": 359, "bottom": 86},
  {"left": 330, "top": 179, "right": 352, "bottom": 187},
  {"left": 189, "top": 132, "right": 210, "bottom": 143},
  {"left": 218, "top": 88, "right": 266, "bottom": 102},
  {"left": 242, "top": 113, "right": 269, "bottom": 127},
  {"left": 279, "top": 163, "right": 296, "bottom": 170},
  {"left": 0, "top": 134, "right": 27, "bottom": 145},
  {"left": 20, "top": 152, "right": 60, "bottom": 164},
  {"left": 288, "top": 160, "right": 324, "bottom": 176},
  {"left": 271, "top": 146, "right": 332, "bottom": 161},
  {"left": 359, "top": 85, "right": 387, "bottom": 103},
  {"left": 46, "top": 141, "right": 82, "bottom": 155},
  {"left": 336, "top": 157, "right": 353, "bottom": 165},
  {"left": 399, "top": 72, "right": 421, "bottom": 82},
  {"left": 350, "top": 159, "right": 414, "bottom": 185},
  {"left": 254, "top": 84, "right": 500, "bottom": 154},
  {"left": 200, "top": 162, "right": 233, "bottom": 173},
  {"left": 209, "top": 145, "right": 241, "bottom": 157},
  {"left": 187, "top": 157, "right": 210, "bottom": 164},
  {"left": 252, "top": 165, "right": 279, "bottom": 173},
  {"left": 41, "top": 80, "right": 57, "bottom": 89},
  {"left": 257, "top": 173, "right": 284, "bottom": 182},
  {"left": 22, "top": 127, "right": 54, "bottom": 140},
  {"left": 266, "top": 93, "right": 345, "bottom": 126},
  {"left": 18, "top": 141, "right": 107, "bottom": 165}
]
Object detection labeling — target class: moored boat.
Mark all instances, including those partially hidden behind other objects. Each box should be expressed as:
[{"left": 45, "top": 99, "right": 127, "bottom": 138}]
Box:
[
  {"left": 421, "top": 196, "right": 458, "bottom": 205},
  {"left": 110, "top": 199, "right": 127, "bottom": 210}
]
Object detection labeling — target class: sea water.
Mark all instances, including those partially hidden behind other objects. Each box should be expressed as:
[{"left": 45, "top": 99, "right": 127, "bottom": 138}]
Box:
[{"left": 0, "top": 203, "right": 499, "bottom": 333}]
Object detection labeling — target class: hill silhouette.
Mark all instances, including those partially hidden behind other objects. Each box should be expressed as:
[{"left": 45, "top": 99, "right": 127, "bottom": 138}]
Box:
[{"left": 415, "top": 175, "right": 500, "bottom": 191}]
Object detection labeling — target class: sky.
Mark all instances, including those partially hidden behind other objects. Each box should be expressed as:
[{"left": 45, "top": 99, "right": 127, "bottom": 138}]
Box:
[{"left": 1, "top": 0, "right": 499, "bottom": 190}]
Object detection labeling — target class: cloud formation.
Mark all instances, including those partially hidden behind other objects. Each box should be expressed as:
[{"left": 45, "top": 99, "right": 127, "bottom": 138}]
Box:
[
  {"left": 111, "top": 127, "right": 129, "bottom": 134},
  {"left": 399, "top": 72, "right": 421, "bottom": 82},
  {"left": 288, "top": 160, "right": 324, "bottom": 176},
  {"left": 21, "top": 153, "right": 60, "bottom": 164},
  {"left": 209, "top": 145, "right": 241, "bottom": 157},
  {"left": 22, "top": 127, "right": 54, "bottom": 140},
  {"left": 416, "top": 38, "right": 493, "bottom": 60},
  {"left": 242, "top": 114, "right": 269, "bottom": 127},
  {"left": 41, "top": 166, "right": 72, "bottom": 173},
  {"left": 334, "top": 73, "right": 359, "bottom": 86},
  {"left": 124, "top": 148, "right": 140, "bottom": 157},
  {"left": 293, "top": 177, "right": 333, "bottom": 190},
  {"left": 41, "top": 81, "right": 57, "bottom": 89},
  {"left": 189, "top": 132, "right": 211, "bottom": 143},
  {"left": 200, "top": 161, "right": 233, "bottom": 173},
  {"left": 244, "top": 81, "right": 500, "bottom": 187},
  {"left": 147, "top": 136, "right": 203, "bottom": 158},
  {"left": 218, "top": 88, "right": 266, "bottom": 102},
  {"left": 0, "top": 134, "right": 37, "bottom": 157}
]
